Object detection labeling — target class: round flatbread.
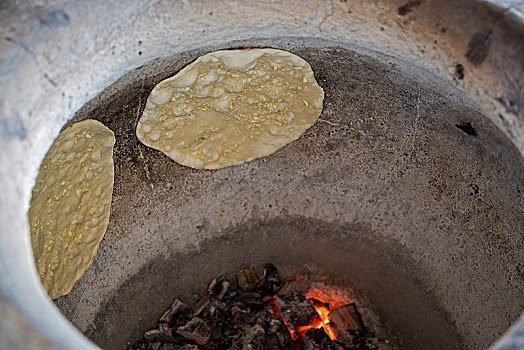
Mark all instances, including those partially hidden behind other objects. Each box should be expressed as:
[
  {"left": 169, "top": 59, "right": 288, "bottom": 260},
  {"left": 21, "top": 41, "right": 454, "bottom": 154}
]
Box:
[
  {"left": 137, "top": 48, "right": 324, "bottom": 169},
  {"left": 28, "top": 119, "right": 115, "bottom": 299}
]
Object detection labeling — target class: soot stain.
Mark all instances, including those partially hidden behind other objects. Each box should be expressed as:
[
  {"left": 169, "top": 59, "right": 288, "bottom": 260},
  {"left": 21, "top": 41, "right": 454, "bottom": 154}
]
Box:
[
  {"left": 398, "top": 0, "right": 422, "bottom": 16},
  {"left": 454, "top": 63, "right": 465, "bottom": 80},
  {"left": 466, "top": 31, "right": 491, "bottom": 65},
  {"left": 455, "top": 122, "right": 477, "bottom": 137}
]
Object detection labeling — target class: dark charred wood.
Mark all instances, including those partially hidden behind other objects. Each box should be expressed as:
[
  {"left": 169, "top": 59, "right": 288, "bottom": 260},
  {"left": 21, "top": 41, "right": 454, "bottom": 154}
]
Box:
[
  {"left": 236, "top": 267, "right": 259, "bottom": 291},
  {"left": 208, "top": 277, "right": 229, "bottom": 300},
  {"left": 260, "top": 334, "right": 282, "bottom": 349},
  {"left": 158, "top": 323, "right": 170, "bottom": 332},
  {"left": 304, "top": 328, "right": 344, "bottom": 350},
  {"left": 176, "top": 317, "right": 211, "bottom": 346},
  {"left": 334, "top": 327, "right": 380, "bottom": 349},
  {"left": 188, "top": 297, "right": 209, "bottom": 318},
  {"left": 206, "top": 299, "right": 227, "bottom": 318},
  {"left": 231, "top": 305, "right": 257, "bottom": 327},
  {"left": 329, "top": 304, "right": 365, "bottom": 332},
  {"left": 136, "top": 264, "right": 381, "bottom": 350},
  {"left": 165, "top": 345, "right": 198, "bottom": 350},
  {"left": 281, "top": 296, "right": 319, "bottom": 329},
  {"left": 254, "top": 309, "right": 273, "bottom": 331},
  {"left": 258, "top": 263, "right": 282, "bottom": 296},
  {"left": 276, "top": 331, "right": 293, "bottom": 349},
  {"left": 151, "top": 342, "right": 162, "bottom": 350},
  {"left": 309, "top": 298, "right": 330, "bottom": 310},
  {"left": 143, "top": 327, "right": 175, "bottom": 343},
  {"left": 241, "top": 324, "right": 265, "bottom": 347},
  {"left": 334, "top": 328, "right": 354, "bottom": 347},
  {"left": 268, "top": 319, "right": 284, "bottom": 334},
  {"left": 159, "top": 298, "right": 187, "bottom": 325},
  {"left": 235, "top": 291, "right": 262, "bottom": 308},
  {"left": 277, "top": 280, "right": 310, "bottom": 298}
]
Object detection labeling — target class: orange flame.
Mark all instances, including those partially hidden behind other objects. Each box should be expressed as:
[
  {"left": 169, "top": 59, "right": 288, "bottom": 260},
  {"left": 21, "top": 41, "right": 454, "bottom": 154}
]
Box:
[
  {"left": 266, "top": 285, "right": 351, "bottom": 343},
  {"left": 310, "top": 303, "right": 337, "bottom": 340}
]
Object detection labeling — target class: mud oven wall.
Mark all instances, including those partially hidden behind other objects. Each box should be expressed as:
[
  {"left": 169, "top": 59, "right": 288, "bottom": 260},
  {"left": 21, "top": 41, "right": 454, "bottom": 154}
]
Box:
[{"left": 0, "top": 1, "right": 523, "bottom": 350}]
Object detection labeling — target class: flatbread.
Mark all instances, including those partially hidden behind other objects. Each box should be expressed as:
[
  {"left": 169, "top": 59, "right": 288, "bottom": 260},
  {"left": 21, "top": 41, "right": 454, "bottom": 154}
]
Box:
[
  {"left": 137, "top": 48, "right": 324, "bottom": 169},
  {"left": 28, "top": 119, "right": 115, "bottom": 299}
]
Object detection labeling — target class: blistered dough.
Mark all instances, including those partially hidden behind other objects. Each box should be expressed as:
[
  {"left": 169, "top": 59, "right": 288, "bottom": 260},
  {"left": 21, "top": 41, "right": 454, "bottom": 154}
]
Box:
[
  {"left": 28, "top": 119, "right": 115, "bottom": 299},
  {"left": 137, "top": 48, "right": 324, "bottom": 169}
]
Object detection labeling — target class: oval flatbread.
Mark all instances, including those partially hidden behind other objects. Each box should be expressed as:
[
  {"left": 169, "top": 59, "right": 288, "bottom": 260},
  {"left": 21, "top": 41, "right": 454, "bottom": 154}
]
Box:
[
  {"left": 28, "top": 119, "right": 115, "bottom": 299},
  {"left": 137, "top": 48, "right": 324, "bottom": 169}
]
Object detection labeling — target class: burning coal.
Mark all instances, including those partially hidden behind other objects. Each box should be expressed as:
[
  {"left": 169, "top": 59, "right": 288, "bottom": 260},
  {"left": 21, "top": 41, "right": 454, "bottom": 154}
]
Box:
[{"left": 135, "top": 264, "right": 388, "bottom": 349}]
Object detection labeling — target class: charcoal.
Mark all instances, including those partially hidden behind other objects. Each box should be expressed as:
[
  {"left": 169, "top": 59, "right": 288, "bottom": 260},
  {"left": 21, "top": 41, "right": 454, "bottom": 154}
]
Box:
[
  {"left": 231, "top": 306, "right": 256, "bottom": 327},
  {"left": 241, "top": 324, "right": 265, "bottom": 348},
  {"left": 304, "top": 329, "right": 343, "bottom": 350},
  {"left": 208, "top": 277, "right": 230, "bottom": 300},
  {"left": 136, "top": 264, "right": 381, "bottom": 350},
  {"left": 271, "top": 296, "right": 286, "bottom": 315},
  {"left": 208, "top": 311, "right": 225, "bottom": 344},
  {"left": 159, "top": 299, "right": 187, "bottom": 325},
  {"left": 258, "top": 263, "right": 282, "bottom": 295},
  {"left": 309, "top": 298, "right": 330, "bottom": 311},
  {"left": 277, "top": 280, "right": 310, "bottom": 298},
  {"left": 334, "top": 327, "right": 380, "bottom": 350},
  {"left": 236, "top": 292, "right": 262, "bottom": 308},
  {"left": 188, "top": 297, "right": 209, "bottom": 318},
  {"left": 334, "top": 328, "right": 354, "bottom": 347},
  {"left": 177, "top": 317, "right": 211, "bottom": 346},
  {"left": 376, "top": 342, "right": 393, "bottom": 350},
  {"left": 365, "top": 336, "right": 382, "bottom": 349},
  {"left": 268, "top": 319, "right": 284, "bottom": 334},
  {"left": 254, "top": 310, "right": 273, "bottom": 331},
  {"left": 329, "top": 303, "right": 364, "bottom": 332},
  {"left": 237, "top": 267, "right": 259, "bottom": 291},
  {"left": 213, "top": 299, "right": 227, "bottom": 310},
  {"left": 164, "top": 345, "right": 198, "bottom": 350},
  {"left": 260, "top": 334, "right": 281, "bottom": 349},
  {"left": 276, "top": 331, "right": 293, "bottom": 349},
  {"left": 306, "top": 328, "right": 330, "bottom": 343},
  {"left": 280, "top": 295, "right": 319, "bottom": 329},
  {"left": 264, "top": 295, "right": 285, "bottom": 328},
  {"left": 144, "top": 328, "right": 175, "bottom": 343},
  {"left": 207, "top": 298, "right": 227, "bottom": 317}
]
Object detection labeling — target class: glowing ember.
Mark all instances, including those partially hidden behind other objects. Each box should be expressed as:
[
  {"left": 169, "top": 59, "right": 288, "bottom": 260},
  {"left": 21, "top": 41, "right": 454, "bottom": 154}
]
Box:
[
  {"left": 304, "top": 287, "right": 353, "bottom": 341},
  {"left": 309, "top": 301, "right": 337, "bottom": 340},
  {"left": 304, "top": 286, "right": 351, "bottom": 309},
  {"left": 137, "top": 264, "right": 382, "bottom": 349},
  {"left": 266, "top": 285, "right": 352, "bottom": 343}
]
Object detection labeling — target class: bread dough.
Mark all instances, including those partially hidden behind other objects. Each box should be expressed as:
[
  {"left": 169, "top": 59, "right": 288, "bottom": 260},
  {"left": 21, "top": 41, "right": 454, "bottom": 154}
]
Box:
[
  {"left": 28, "top": 119, "right": 115, "bottom": 299},
  {"left": 137, "top": 48, "right": 324, "bottom": 169}
]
